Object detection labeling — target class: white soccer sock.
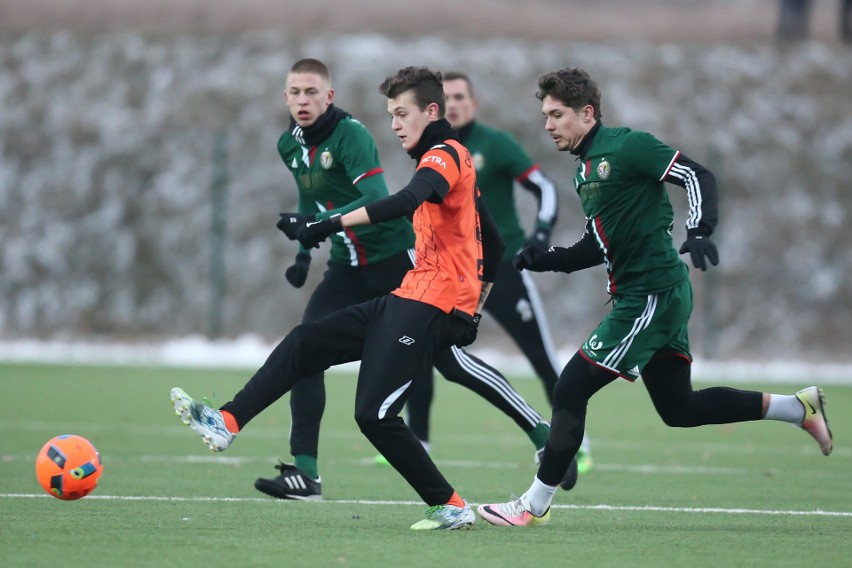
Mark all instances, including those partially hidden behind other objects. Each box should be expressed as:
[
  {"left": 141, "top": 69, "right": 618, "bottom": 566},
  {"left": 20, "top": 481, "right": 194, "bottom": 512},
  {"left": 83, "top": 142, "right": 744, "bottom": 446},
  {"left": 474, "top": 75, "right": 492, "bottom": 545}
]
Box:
[
  {"left": 524, "top": 476, "right": 558, "bottom": 517},
  {"left": 765, "top": 394, "right": 805, "bottom": 426}
]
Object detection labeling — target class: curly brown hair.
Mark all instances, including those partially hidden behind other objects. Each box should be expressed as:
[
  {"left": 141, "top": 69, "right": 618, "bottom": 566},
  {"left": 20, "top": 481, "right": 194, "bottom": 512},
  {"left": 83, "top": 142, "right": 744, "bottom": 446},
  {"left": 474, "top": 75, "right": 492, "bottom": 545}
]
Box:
[{"left": 536, "top": 68, "right": 602, "bottom": 119}]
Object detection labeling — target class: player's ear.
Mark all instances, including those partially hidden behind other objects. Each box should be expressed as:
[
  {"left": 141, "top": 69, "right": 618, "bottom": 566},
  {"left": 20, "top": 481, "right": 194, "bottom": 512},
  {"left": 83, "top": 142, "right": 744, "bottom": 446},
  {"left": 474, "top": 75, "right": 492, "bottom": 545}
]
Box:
[{"left": 427, "top": 101, "right": 440, "bottom": 120}]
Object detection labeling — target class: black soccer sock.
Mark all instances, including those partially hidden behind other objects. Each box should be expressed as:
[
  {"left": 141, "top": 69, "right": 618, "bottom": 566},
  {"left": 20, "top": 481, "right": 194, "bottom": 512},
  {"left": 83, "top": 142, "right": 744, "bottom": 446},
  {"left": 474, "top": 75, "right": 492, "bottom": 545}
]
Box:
[{"left": 642, "top": 355, "right": 763, "bottom": 427}]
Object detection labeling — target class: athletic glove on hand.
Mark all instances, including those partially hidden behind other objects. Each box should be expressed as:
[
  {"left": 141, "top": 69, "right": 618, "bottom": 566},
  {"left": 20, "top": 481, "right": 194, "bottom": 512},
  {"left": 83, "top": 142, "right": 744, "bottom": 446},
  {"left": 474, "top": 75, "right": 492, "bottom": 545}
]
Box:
[
  {"left": 285, "top": 253, "right": 311, "bottom": 288},
  {"left": 513, "top": 244, "right": 555, "bottom": 272},
  {"left": 524, "top": 228, "right": 551, "bottom": 254},
  {"left": 277, "top": 212, "right": 314, "bottom": 240},
  {"left": 678, "top": 227, "right": 719, "bottom": 271},
  {"left": 295, "top": 213, "right": 343, "bottom": 249},
  {"left": 450, "top": 310, "right": 481, "bottom": 347}
]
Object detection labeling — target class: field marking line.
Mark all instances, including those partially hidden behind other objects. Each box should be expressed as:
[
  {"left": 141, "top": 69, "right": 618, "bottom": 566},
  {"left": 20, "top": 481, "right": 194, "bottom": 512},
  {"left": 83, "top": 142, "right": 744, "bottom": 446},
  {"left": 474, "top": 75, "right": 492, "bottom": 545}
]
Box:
[
  {"left": 2, "top": 493, "right": 851, "bottom": 517},
  {"left": 5, "top": 452, "right": 844, "bottom": 475}
]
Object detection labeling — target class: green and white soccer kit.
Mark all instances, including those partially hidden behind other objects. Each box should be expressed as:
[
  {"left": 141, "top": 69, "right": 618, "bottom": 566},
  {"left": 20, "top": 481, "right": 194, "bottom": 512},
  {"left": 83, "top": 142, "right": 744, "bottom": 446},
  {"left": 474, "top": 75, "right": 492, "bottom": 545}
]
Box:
[
  {"left": 573, "top": 125, "right": 697, "bottom": 379},
  {"left": 278, "top": 116, "right": 414, "bottom": 265},
  {"left": 461, "top": 122, "right": 557, "bottom": 260}
]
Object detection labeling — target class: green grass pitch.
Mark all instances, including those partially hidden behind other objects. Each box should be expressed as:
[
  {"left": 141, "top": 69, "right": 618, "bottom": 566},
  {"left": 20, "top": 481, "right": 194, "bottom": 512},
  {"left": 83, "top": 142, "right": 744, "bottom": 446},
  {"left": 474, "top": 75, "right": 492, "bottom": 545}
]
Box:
[{"left": 1, "top": 362, "right": 850, "bottom": 567}]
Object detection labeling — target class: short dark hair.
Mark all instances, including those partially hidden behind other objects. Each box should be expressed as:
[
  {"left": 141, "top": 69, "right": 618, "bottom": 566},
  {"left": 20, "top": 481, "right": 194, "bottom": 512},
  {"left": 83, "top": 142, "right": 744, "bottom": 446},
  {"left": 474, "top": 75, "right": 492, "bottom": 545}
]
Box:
[
  {"left": 442, "top": 71, "right": 474, "bottom": 97},
  {"left": 536, "top": 68, "right": 602, "bottom": 119},
  {"left": 290, "top": 58, "right": 330, "bottom": 82},
  {"left": 379, "top": 67, "right": 445, "bottom": 116}
]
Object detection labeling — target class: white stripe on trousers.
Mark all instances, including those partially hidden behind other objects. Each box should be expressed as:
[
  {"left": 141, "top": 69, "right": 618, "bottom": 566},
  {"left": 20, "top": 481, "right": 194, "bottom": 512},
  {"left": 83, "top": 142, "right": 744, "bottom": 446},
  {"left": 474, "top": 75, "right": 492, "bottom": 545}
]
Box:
[
  {"left": 449, "top": 346, "right": 542, "bottom": 427},
  {"left": 519, "top": 269, "right": 563, "bottom": 375}
]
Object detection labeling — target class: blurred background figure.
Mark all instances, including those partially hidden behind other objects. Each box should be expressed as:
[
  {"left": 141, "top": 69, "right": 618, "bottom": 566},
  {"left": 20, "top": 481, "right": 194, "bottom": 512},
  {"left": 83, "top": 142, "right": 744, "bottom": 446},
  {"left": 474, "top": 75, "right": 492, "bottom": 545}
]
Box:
[{"left": 777, "top": 0, "right": 851, "bottom": 42}]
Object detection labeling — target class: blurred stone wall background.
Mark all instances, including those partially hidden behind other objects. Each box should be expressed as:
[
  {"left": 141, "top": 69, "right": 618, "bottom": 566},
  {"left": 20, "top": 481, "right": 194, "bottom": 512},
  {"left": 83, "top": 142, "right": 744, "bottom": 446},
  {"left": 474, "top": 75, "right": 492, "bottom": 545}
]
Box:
[{"left": 1, "top": 1, "right": 850, "bottom": 361}]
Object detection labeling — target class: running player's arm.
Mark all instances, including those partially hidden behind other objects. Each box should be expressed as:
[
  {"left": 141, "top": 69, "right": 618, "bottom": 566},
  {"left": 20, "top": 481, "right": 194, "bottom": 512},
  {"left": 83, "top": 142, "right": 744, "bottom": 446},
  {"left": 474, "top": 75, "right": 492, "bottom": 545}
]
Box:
[
  {"left": 475, "top": 200, "right": 505, "bottom": 311},
  {"left": 314, "top": 122, "right": 390, "bottom": 220},
  {"left": 536, "top": 229, "right": 604, "bottom": 273},
  {"left": 624, "top": 132, "right": 718, "bottom": 234},
  {"left": 314, "top": 169, "right": 388, "bottom": 219},
  {"left": 499, "top": 131, "right": 558, "bottom": 232},
  {"left": 660, "top": 153, "right": 718, "bottom": 235},
  {"left": 517, "top": 165, "right": 558, "bottom": 232},
  {"left": 337, "top": 168, "right": 446, "bottom": 227}
]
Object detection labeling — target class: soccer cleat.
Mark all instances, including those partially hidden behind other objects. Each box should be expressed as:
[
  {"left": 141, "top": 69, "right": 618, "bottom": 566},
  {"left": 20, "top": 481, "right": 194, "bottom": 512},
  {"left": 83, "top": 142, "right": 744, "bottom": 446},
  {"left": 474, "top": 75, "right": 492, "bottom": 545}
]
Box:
[
  {"left": 254, "top": 461, "right": 322, "bottom": 501},
  {"left": 534, "top": 449, "right": 579, "bottom": 491},
  {"left": 374, "top": 453, "right": 391, "bottom": 467},
  {"left": 477, "top": 494, "right": 550, "bottom": 527},
  {"left": 410, "top": 500, "right": 476, "bottom": 530},
  {"left": 576, "top": 445, "right": 594, "bottom": 474},
  {"left": 170, "top": 387, "right": 234, "bottom": 452},
  {"left": 796, "top": 386, "right": 833, "bottom": 456}
]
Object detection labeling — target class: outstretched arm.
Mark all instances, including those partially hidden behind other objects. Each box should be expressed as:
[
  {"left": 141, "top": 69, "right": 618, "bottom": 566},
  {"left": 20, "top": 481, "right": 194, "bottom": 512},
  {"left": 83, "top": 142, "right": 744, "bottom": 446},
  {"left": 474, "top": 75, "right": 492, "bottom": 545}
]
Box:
[
  {"left": 518, "top": 166, "right": 559, "bottom": 232},
  {"left": 664, "top": 153, "right": 720, "bottom": 271}
]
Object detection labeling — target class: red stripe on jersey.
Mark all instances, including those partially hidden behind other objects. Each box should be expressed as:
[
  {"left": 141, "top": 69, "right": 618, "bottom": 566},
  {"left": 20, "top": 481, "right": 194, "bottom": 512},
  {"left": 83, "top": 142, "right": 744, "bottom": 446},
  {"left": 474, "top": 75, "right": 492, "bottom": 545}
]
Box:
[
  {"left": 309, "top": 146, "right": 317, "bottom": 165},
  {"left": 515, "top": 164, "right": 540, "bottom": 183},
  {"left": 594, "top": 216, "right": 616, "bottom": 294},
  {"left": 353, "top": 167, "right": 384, "bottom": 185},
  {"left": 585, "top": 160, "right": 592, "bottom": 179},
  {"left": 659, "top": 150, "right": 681, "bottom": 181},
  {"left": 323, "top": 199, "right": 367, "bottom": 266},
  {"left": 345, "top": 227, "right": 368, "bottom": 266}
]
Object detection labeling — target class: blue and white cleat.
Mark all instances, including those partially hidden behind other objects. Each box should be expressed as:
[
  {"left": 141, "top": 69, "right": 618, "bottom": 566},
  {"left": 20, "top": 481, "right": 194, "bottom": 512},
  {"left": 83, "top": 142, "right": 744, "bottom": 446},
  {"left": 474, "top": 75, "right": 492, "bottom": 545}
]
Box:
[
  {"left": 410, "top": 500, "right": 475, "bottom": 530},
  {"left": 170, "top": 387, "right": 234, "bottom": 452}
]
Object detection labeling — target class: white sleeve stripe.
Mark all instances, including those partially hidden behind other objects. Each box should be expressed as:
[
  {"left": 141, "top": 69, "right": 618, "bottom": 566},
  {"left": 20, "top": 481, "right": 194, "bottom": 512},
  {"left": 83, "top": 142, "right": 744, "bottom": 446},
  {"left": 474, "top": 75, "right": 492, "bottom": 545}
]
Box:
[
  {"left": 669, "top": 162, "right": 702, "bottom": 229},
  {"left": 526, "top": 169, "right": 558, "bottom": 223},
  {"left": 659, "top": 151, "right": 681, "bottom": 181}
]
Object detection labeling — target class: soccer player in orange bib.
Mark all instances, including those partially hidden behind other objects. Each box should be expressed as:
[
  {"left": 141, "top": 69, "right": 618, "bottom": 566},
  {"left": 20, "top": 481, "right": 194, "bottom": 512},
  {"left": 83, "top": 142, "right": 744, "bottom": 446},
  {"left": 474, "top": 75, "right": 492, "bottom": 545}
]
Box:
[{"left": 171, "top": 66, "right": 504, "bottom": 530}]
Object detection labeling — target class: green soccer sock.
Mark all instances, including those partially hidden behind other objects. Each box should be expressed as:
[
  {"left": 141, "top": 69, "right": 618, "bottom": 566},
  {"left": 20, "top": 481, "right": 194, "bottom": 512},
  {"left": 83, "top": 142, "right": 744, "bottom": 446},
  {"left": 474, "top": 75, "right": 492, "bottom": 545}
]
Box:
[
  {"left": 293, "top": 454, "right": 319, "bottom": 480},
  {"left": 527, "top": 421, "right": 550, "bottom": 450}
]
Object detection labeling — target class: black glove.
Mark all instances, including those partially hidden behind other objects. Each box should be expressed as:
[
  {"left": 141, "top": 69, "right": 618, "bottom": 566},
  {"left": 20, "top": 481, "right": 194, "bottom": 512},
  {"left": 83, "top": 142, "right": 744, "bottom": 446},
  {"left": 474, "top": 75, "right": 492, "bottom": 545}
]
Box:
[
  {"left": 277, "top": 212, "right": 314, "bottom": 240},
  {"left": 295, "top": 213, "right": 343, "bottom": 249},
  {"left": 284, "top": 253, "right": 311, "bottom": 288},
  {"left": 678, "top": 227, "right": 719, "bottom": 271},
  {"left": 525, "top": 228, "right": 551, "bottom": 254},
  {"left": 450, "top": 310, "right": 481, "bottom": 347},
  {"left": 513, "top": 244, "right": 555, "bottom": 272}
]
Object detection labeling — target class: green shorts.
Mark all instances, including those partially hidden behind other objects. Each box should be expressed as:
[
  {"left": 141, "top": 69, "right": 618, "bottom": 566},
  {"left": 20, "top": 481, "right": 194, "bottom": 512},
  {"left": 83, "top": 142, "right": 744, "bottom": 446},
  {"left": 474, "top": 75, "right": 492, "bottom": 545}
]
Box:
[{"left": 580, "top": 278, "right": 693, "bottom": 381}]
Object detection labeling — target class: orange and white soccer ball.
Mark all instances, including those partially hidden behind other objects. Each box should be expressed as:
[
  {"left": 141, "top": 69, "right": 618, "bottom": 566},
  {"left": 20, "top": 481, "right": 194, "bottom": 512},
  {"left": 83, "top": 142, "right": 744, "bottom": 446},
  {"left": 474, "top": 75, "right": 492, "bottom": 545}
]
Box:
[{"left": 35, "top": 435, "right": 103, "bottom": 500}]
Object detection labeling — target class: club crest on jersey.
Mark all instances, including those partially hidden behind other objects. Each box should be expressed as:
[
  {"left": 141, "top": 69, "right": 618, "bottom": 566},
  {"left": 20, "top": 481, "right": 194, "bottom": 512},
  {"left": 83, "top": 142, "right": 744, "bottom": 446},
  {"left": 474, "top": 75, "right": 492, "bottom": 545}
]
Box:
[
  {"left": 320, "top": 150, "right": 333, "bottom": 170},
  {"left": 472, "top": 152, "right": 485, "bottom": 171},
  {"left": 597, "top": 159, "right": 611, "bottom": 180}
]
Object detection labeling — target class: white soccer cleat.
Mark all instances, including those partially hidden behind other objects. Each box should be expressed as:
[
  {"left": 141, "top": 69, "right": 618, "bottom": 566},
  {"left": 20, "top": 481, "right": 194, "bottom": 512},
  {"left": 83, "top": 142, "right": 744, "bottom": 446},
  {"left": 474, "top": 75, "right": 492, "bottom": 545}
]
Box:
[
  {"left": 410, "top": 500, "right": 475, "bottom": 530},
  {"left": 170, "top": 387, "right": 235, "bottom": 452},
  {"left": 795, "top": 386, "right": 833, "bottom": 456},
  {"left": 478, "top": 494, "right": 550, "bottom": 527}
]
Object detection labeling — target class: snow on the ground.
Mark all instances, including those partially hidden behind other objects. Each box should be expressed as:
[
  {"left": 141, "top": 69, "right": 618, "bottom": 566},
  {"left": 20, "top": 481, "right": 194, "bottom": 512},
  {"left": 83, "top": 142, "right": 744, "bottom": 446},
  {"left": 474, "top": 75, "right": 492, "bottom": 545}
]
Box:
[{"left": 0, "top": 336, "right": 847, "bottom": 386}]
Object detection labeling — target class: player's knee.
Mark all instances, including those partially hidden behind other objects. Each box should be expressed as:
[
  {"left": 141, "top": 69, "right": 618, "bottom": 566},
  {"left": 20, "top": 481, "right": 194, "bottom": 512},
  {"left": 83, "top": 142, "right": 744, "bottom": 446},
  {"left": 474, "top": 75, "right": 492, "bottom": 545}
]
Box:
[
  {"left": 353, "top": 408, "right": 374, "bottom": 432},
  {"left": 657, "top": 406, "right": 698, "bottom": 428}
]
